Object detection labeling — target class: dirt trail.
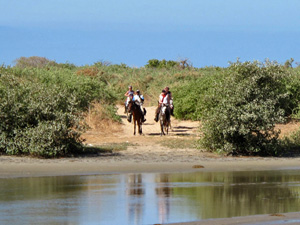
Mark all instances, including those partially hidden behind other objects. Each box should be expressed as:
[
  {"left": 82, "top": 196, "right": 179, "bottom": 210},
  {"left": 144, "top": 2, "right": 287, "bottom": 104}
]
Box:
[
  {"left": 83, "top": 105, "right": 200, "bottom": 145},
  {"left": 79, "top": 105, "right": 219, "bottom": 163},
  {"left": 80, "top": 103, "right": 300, "bottom": 165}
]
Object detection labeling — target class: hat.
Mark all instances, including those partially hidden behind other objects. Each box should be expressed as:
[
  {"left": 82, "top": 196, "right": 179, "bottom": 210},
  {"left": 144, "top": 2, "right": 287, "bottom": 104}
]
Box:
[{"left": 136, "top": 90, "right": 140, "bottom": 93}]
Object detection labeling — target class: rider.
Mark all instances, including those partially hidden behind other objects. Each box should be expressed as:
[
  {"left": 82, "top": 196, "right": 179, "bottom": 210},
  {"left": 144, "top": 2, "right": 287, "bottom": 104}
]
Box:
[
  {"left": 133, "top": 90, "right": 146, "bottom": 122},
  {"left": 124, "top": 85, "right": 134, "bottom": 113},
  {"left": 154, "top": 89, "right": 168, "bottom": 122},
  {"left": 164, "top": 86, "right": 174, "bottom": 116}
]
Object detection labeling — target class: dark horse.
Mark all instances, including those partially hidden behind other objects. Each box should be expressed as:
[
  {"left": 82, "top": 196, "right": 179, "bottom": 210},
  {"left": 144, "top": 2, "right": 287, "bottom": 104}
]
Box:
[
  {"left": 127, "top": 99, "right": 143, "bottom": 135},
  {"left": 159, "top": 103, "right": 171, "bottom": 136}
]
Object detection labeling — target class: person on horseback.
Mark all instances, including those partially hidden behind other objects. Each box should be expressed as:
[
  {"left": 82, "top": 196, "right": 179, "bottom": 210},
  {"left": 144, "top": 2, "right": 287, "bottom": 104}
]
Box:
[
  {"left": 154, "top": 89, "right": 169, "bottom": 122},
  {"left": 124, "top": 85, "right": 134, "bottom": 113},
  {"left": 164, "top": 86, "right": 174, "bottom": 116},
  {"left": 133, "top": 90, "right": 146, "bottom": 122}
]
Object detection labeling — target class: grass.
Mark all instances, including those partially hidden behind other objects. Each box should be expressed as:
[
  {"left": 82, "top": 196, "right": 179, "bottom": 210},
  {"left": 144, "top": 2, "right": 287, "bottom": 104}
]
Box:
[
  {"left": 84, "top": 142, "right": 134, "bottom": 153},
  {"left": 159, "top": 138, "right": 197, "bottom": 149}
]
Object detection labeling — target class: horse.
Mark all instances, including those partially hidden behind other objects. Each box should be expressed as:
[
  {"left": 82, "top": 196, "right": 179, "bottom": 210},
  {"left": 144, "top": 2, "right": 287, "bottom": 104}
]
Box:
[
  {"left": 127, "top": 99, "right": 143, "bottom": 135},
  {"left": 159, "top": 103, "right": 171, "bottom": 136}
]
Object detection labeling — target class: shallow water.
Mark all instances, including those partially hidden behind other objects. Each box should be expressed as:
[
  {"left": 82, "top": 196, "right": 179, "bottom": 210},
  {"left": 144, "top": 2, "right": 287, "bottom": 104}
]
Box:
[{"left": 1, "top": 170, "right": 300, "bottom": 225}]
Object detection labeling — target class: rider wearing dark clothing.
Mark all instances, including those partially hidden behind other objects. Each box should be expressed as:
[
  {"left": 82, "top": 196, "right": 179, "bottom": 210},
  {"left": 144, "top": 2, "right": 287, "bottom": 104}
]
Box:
[
  {"left": 164, "top": 86, "right": 174, "bottom": 116},
  {"left": 133, "top": 90, "right": 146, "bottom": 123}
]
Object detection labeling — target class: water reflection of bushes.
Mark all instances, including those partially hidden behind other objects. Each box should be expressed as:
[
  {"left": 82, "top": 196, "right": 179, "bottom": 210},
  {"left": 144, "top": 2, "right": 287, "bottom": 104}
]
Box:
[{"left": 168, "top": 171, "right": 300, "bottom": 219}]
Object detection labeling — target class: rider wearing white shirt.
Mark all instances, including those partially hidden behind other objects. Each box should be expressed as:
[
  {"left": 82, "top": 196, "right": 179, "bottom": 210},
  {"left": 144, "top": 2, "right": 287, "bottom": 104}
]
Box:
[
  {"left": 133, "top": 91, "right": 144, "bottom": 103},
  {"left": 154, "top": 89, "right": 168, "bottom": 122},
  {"left": 160, "top": 92, "right": 169, "bottom": 105},
  {"left": 124, "top": 85, "right": 134, "bottom": 113}
]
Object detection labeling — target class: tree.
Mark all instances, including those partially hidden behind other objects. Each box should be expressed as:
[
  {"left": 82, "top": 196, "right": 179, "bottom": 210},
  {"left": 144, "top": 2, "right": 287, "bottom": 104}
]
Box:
[
  {"left": 284, "top": 58, "right": 294, "bottom": 68},
  {"left": 145, "top": 59, "right": 179, "bottom": 69}
]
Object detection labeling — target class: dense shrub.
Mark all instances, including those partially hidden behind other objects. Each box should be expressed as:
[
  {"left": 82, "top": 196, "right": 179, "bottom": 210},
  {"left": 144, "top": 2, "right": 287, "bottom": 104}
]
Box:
[
  {"left": 11, "top": 66, "right": 117, "bottom": 110},
  {"left": 0, "top": 64, "right": 119, "bottom": 157},
  {"left": 0, "top": 73, "right": 84, "bottom": 157},
  {"left": 286, "top": 68, "right": 300, "bottom": 118},
  {"left": 200, "top": 61, "right": 290, "bottom": 156},
  {"left": 173, "top": 69, "right": 226, "bottom": 120}
]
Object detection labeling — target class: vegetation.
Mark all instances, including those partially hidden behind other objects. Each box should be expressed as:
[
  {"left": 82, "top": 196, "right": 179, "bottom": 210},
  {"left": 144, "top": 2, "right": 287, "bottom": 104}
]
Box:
[
  {"left": 199, "top": 61, "right": 290, "bottom": 156},
  {"left": 2, "top": 56, "right": 300, "bottom": 157},
  {"left": 160, "top": 138, "right": 197, "bottom": 149},
  {"left": 0, "top": 61, "right": 117, "bottom": 157}
]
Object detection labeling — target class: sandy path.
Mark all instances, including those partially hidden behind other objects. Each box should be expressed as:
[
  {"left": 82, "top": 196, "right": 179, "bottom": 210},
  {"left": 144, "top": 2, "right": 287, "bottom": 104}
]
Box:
[{"left": 83, "top": 104, "right": 200, "bottom": 143}]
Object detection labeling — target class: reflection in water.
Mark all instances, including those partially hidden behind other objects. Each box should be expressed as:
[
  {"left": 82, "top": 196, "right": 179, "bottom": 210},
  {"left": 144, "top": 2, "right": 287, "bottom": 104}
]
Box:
[
  {"left": 127, "top": 174, "right": 144, "bottom": 225},
  {"left": 1, "top": 170, "right": 300, "bottom": 224},
  {"left": 156, "top": 174, "right": 172, "bottom": 224}
]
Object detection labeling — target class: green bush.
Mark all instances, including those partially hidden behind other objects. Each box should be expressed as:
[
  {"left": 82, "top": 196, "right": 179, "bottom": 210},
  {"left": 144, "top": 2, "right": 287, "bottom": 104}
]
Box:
[
  {"left": 200, "top": 61, "right": 290, "bottom": 156},
  {"left": 145, "top": 59, "right": 179, "bottom": 69},
  {"left": 286, "top": 68, "right": 300, "bottom": 118},
  {"left": 11, "top": 66, "right": 116, "bottom": 110},
  {"left": 173, "top": 69, "right": 226, "bottom": 120},
  {"left": 0, "top": 72, "right": 85, "bottom": 157}
]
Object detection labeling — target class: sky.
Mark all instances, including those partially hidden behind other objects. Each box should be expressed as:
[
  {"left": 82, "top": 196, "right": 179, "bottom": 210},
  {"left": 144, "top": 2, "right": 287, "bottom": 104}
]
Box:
[{"left": 1, "top": 0, "right": 300, "bottom": 68}]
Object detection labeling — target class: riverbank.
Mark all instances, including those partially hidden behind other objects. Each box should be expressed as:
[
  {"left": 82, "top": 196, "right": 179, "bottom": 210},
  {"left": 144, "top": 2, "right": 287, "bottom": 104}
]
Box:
[
  {"left": 1, "top": 149, "right": 300, "bottom": 178},
  {"left": 1, "top": 104, "right": 300, "bottom": 179}
]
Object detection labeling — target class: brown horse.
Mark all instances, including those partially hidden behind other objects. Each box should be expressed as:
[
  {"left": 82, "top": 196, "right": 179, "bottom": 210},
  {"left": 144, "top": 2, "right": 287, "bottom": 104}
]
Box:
[
  {"left": 127, "top": 99, "right": 143, "bottom": 135},
  {"left": 159, "top": 103, "right": 171, "bottom": 136}
]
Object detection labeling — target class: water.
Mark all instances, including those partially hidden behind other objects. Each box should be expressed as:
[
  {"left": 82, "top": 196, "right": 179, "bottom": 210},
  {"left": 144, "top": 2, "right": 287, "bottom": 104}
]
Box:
[{"left": 1, "top": 170, "right": 300, "bottom": 225}]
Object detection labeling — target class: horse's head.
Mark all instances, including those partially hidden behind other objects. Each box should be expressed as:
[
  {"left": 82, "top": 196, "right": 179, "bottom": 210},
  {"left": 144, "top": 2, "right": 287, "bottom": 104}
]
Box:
[
  {"left": 160, "top": 104, "right": 170, "bottom": 116},
  {"left": 161, "top": 105, "right": 167, "bottom": 115}
]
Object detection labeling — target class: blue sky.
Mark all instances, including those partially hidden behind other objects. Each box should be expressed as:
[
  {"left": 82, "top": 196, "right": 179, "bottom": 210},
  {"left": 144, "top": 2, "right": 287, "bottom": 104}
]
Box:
[{"left": 1, "top": 0, "right": 300, "bottom": 67}]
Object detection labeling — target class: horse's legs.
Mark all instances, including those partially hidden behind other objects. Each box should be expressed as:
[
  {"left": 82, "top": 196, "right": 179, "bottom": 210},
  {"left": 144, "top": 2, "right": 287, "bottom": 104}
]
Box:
[
  {"left": 166, "top": 122, "right": 169, "bottom": 135},
  {"left": 160, "top": 115, "right": 165, "bottom": 136},
  {"left": 161, "top": 124, "right": 165, "bottom": 135},
  {"left": 124, "top": 103, "right": 127, "bottom": 114},
  {"left": 133, "top": 120, "right": 136, "bottom": 135},
  {"left": 138, "top": 121, "right": 142, "bottom": 135},
  {"left": 166, "top": 108, "right": 171, "bottom": 134}
]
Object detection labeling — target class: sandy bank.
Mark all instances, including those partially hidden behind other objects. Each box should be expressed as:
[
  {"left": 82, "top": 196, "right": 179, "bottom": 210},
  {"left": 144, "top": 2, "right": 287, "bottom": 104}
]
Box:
[{"left": 1, "top": 150, "right": 300, "bottom": 178}]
